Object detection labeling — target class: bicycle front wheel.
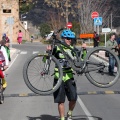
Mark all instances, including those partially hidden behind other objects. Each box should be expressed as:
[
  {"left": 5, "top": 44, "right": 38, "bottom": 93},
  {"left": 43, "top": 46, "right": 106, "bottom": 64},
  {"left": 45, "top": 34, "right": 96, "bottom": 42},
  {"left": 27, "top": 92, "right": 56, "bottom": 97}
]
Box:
[
  {"left": 23, "top": 53, "right": 63, "bottom": 95},
  {"left": 85, "top": 47, "right": 120, "bottom": 88}
]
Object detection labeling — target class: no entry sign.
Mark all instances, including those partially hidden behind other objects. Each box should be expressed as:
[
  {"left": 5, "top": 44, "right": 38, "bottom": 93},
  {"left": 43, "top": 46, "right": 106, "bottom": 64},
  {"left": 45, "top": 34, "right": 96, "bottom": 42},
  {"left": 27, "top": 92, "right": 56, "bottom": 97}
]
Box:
[
  {"left": 67, "top": 22, "right": 72, "bottom": 29},
  {"left": 91, "top": 12, "right": 99, "bottom": 19}
]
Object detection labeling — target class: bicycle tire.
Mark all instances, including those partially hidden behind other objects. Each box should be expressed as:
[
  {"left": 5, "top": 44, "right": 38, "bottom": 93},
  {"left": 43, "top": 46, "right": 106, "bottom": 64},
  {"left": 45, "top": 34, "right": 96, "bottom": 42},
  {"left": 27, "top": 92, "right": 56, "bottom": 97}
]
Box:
[
  {"left": 23, "top": 53, "right": 63, "bottom": 95},
  {"left": 84, "top": 47, "right": 120, "bottom": 88}
]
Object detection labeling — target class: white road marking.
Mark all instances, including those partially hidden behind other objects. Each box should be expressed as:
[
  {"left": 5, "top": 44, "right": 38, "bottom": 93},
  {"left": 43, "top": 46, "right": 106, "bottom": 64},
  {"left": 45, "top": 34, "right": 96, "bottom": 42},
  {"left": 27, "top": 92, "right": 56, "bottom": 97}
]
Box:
[
  {"left": 33, "top": 51, "right": 39, "bottom": 54},
  {"left": 6, "top": 54, "right": 19, "bottom": 71},
  {"left": 77, "top": 96, "right": 95, "bottom": 120},
  {"left": 20, "top": 51, "right": 27, "bottom": 54},
  {"left": 19, "top": 51, "right": 39, "bottom": 54}
]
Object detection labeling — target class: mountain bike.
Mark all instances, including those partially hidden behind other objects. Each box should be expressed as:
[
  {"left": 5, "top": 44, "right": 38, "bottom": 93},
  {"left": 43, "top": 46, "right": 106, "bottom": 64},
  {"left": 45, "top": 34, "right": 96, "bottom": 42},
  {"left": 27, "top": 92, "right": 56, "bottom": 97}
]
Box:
[
  {"left": 0, "top": 78, "right": 4, "bottom": 104},
  {"left": 23, "top": 28, "right": 120, "bottom": 95}
]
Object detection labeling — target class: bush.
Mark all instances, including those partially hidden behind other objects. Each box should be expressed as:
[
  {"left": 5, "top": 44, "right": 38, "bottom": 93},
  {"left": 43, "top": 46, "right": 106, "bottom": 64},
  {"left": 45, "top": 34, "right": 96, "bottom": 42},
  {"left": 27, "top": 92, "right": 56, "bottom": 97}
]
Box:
[
  {"left": 99, "top": 33, "right": 114, "bottom": 46},
  {"left": 22, "top": 40, "right": 27, "bottom": 44}
]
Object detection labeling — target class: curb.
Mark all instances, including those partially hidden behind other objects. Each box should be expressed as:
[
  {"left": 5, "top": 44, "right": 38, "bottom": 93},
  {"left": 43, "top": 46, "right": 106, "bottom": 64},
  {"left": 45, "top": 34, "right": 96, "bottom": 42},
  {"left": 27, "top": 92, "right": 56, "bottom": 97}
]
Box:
[
  {"left": 3, "top": 91, "right": 120, "bottom": 97},
  {"left": 94, "top": 54, "right": 108, "bottom": 62}
]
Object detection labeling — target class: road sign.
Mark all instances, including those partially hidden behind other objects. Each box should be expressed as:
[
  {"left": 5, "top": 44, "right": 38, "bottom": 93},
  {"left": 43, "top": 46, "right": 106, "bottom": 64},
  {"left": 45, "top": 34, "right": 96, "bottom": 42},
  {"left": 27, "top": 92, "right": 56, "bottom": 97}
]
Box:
[
  {"left": 67, "top": 22, "right": 72, "bottom": 29},
  {"left": 91, "top": 12, "right": 99, "bottom": 19},
  {"left": 102, "top": 28, "right": 111, "bottom": 33},
  {"left": 94, "top": 17, "right": 102, "bottom": 26}
]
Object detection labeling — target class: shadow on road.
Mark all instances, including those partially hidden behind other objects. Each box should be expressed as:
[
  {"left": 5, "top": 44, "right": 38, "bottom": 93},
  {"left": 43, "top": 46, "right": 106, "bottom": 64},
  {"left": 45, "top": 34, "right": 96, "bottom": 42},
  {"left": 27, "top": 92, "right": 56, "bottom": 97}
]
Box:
[{"left": 27, "top": 114, "right": 102, "bottom": 120}]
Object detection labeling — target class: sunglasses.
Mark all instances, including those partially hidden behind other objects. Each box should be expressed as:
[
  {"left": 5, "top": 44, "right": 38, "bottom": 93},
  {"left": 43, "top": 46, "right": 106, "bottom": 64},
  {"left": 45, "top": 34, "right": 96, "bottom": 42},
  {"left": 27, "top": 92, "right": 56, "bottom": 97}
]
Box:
[{"left": 66, "top": 37, "right": 73, "bottom": 40}]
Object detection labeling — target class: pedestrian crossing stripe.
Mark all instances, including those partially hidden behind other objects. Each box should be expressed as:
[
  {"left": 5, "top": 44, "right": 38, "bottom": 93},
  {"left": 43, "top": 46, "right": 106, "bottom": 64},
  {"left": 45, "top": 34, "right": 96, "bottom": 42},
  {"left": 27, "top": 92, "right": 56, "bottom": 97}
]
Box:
[
  {"left": 33, "top": 51, "right": 39, "bottom": 54},
  {"left": 19, "top": 51, "right": 39, "bottom": 54},
  {"left": 20, "top": 51, "right": 27, "bottom": 54}
]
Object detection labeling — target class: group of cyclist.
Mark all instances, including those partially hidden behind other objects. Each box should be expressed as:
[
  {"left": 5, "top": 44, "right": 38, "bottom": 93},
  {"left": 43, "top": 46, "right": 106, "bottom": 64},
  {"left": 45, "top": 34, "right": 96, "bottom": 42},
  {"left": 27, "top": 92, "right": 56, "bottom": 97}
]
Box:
[
  {"left": 0, "top": 33, "right": 11, "bottom": 91},
  {"left": 2, "top": 29, "right": 118, "bottom": 119}
]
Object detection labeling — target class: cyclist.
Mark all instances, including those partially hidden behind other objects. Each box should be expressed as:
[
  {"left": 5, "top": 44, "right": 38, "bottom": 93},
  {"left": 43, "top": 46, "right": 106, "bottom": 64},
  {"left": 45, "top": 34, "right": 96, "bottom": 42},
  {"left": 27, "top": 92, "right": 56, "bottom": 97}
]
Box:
[
  {"left": 31, "top": 35, "right": 34, "bottom": 43},
  {"left": 47, "top": 29, "right": 77, "bottom": 120},
  {"left": 4, "top": 39, "right": 11, "bottom": 62},
  {"left": 0, "top": 40, "right": 9, "bottom": 90}
]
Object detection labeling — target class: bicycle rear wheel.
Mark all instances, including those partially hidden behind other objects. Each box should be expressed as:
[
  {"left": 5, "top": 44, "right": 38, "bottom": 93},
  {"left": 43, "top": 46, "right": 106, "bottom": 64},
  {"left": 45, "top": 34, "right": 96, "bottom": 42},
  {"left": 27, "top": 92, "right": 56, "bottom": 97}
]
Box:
[
  {"left": 23, "top": 53, "right": 63, "bottom": 95},
  {"left": 85, "top": 47, "right": 120, "bottom": 88}
]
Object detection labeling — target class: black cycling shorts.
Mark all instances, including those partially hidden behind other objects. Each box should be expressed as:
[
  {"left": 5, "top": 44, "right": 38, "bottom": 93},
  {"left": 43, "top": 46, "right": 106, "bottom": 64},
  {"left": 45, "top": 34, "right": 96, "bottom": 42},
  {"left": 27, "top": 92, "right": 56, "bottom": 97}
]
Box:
[{"left": 53, "top": 79, "right": 77, "bottom": 103}]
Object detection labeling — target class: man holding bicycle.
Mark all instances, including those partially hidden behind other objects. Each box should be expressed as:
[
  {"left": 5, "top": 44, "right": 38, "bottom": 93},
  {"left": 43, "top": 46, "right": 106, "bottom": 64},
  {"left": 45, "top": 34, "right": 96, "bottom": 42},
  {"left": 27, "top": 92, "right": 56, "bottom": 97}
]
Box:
[{"left": 47, "top": 29, "right": 77, "bottom": 120}]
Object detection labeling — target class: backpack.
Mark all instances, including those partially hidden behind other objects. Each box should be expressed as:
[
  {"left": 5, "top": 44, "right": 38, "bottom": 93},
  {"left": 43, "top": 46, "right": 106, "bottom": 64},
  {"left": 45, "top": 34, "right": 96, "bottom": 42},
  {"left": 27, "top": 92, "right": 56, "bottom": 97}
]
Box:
[{"left": 95, "top": 34, "right": 99, "bottom": 41}]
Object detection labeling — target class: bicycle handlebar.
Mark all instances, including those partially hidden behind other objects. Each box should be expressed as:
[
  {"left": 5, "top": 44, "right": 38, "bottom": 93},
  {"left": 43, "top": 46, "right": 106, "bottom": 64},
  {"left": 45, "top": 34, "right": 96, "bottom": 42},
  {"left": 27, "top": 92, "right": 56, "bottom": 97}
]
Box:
[{"left": 52, "top": 27, "right": 66, "bottom": 37}]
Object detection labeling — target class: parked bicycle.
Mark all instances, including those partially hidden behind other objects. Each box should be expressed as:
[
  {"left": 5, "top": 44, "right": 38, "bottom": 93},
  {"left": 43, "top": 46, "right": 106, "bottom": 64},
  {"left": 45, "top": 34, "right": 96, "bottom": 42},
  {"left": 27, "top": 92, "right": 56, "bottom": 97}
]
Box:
[
  {"left": 0, "top": 78, "right": 4, "bottom": 104},
  {"left": 23, "top": 28, "right": 120, "bottom": 95}
]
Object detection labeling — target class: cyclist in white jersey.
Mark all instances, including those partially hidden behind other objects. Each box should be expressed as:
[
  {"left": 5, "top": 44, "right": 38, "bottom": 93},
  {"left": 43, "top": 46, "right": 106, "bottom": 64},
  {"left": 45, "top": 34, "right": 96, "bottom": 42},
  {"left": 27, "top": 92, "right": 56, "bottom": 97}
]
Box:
[{"left": 0, "top": 40, "right": 9, "bottom": 89}]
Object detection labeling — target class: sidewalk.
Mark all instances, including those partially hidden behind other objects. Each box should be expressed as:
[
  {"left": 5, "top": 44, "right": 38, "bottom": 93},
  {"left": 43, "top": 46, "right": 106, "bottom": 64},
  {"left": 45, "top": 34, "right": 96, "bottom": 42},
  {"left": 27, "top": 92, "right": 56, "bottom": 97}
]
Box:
[{"left": 94, "top": 51, "right": 108, "bottom": 62}]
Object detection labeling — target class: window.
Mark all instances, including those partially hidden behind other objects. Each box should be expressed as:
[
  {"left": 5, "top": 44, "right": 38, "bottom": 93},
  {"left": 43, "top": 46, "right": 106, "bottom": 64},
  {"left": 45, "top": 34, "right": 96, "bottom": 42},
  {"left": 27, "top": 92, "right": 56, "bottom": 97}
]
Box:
[{"left": 3, "top": 9, "right": 11, "bottom": 13}]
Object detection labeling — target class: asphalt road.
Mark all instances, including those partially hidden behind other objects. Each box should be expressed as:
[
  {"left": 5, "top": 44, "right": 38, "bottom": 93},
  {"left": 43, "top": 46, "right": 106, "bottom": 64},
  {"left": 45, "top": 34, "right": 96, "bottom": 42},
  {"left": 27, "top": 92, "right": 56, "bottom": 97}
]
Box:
[{"left": 0, "top": 42, "right": 120, "bottom": 120}]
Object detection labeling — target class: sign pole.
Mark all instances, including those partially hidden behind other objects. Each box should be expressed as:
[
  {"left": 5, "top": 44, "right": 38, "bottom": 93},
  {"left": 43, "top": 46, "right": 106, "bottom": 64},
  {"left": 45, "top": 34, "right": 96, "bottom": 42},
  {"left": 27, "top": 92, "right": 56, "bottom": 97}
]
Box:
[
  {"left": 7, "top": 17, "right": 14, "bottom": 49},
  {"left": 94, "top": 25, "right": 96, "bottom": 32},
  {"left": 105, "top": 33, "right": 106, "bottom": 47},
  {"left": 10, "top": 17, "right": 13, "bottom": 49},
  {"left": 98, "top": 25, "right": 99, "bottom": 35}
]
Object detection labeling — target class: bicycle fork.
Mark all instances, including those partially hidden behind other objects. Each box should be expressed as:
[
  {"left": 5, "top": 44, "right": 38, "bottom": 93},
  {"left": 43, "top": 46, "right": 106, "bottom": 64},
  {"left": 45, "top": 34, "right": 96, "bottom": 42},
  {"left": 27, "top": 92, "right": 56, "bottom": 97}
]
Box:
[{"left": 41, "top": 57, "right": 52, "bottom": 76}]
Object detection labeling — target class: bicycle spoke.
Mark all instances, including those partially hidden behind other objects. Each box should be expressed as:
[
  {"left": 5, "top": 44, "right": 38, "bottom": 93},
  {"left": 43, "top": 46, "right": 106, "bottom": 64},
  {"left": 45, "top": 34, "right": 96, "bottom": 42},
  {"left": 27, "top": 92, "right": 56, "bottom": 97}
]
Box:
[
  {"left": 85, "top": 48, "right": 120, "bottom": 87},
  {"left": 23, "top": 54, "right": 62, "bottom": 95}
]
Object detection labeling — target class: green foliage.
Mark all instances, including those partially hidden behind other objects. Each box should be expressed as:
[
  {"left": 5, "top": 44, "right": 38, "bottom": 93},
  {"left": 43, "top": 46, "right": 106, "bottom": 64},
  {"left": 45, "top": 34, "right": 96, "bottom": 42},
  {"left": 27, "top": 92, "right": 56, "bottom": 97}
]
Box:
[
  {"left": 39, "top": 23, "right": 51, "bottom": 38},
  {"left": 99, "top": 33, "right": 113, "bottom": 46},
  {"left": 22, "top": 40, "right": 27, "bottom": 44},
  {"left": 20, "top": 3, "right": 34, "bottom": 14}
]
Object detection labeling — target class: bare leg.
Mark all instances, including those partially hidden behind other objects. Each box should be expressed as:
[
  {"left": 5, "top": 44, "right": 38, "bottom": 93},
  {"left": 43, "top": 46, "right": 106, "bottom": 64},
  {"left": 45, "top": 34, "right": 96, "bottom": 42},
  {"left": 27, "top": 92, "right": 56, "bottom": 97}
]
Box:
[
  {"left": 68, "top": 101, "right": 76, "bottom": 114},
  {"left": 58, "top": 103, "right": 65, "bottom": 118}
]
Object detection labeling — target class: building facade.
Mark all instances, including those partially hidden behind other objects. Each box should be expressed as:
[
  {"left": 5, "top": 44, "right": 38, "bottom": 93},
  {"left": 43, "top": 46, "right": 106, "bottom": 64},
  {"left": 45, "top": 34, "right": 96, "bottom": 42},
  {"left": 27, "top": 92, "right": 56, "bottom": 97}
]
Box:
[{"left": 0, "top": 0, "right": 30, "bottom": 43}]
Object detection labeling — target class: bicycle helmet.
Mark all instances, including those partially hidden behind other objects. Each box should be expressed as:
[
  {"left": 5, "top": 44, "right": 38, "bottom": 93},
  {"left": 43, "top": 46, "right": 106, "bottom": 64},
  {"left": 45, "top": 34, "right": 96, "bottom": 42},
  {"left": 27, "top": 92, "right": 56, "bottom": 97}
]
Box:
[
  {"left": 3, "top": 33, "right": 6, "bottom": 37},
  {"left": 61, "top": 30, "right": 75, "bottom": 39}
]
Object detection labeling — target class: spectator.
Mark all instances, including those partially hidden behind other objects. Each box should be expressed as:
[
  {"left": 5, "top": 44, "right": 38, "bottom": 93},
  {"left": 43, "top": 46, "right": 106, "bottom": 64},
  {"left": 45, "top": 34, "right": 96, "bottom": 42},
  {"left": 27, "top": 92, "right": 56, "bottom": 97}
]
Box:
[
  {"left": 2, "top": 33, "right": 6, "bottom": 41},
  {"left": 31, "top": 35, "right": 34, "bottom": 43},
  {"left": 2, "top": 33, "right": 9, "bottom": 42},
  {"left": 93, "top": 31, "right": 100, "bottom": 47},
  {"left": 17, "top": 30, "right": 23, "bottom": 44},
  {"left": 106, "top": 33, "right": 118, "bottom": 76}
]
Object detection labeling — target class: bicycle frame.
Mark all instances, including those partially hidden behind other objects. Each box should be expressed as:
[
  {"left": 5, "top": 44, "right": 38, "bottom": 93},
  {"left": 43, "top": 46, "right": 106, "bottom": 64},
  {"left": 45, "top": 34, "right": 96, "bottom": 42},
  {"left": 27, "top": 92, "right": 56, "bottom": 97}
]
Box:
[{"left": 48, "top": 33, "right": 105, "bottom": 75}]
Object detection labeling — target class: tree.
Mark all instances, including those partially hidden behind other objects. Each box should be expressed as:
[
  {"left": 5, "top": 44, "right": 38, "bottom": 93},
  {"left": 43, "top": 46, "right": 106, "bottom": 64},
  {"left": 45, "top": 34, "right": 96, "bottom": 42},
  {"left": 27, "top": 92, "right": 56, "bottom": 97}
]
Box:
[
  {"left": 44, "top": 0, "right": 78, "bottom": 24},
  {"left": 19, "top": 0, "right": 34, "bottom": 13},
  {"left": 44, "top": 0, "right": 119, "bottom": 33},
  {"left": 39, "top": 23, "right": 51, "bottom": 38},
  {"left": 77, "top": 0, "right": 117, "bottom": 33}
]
